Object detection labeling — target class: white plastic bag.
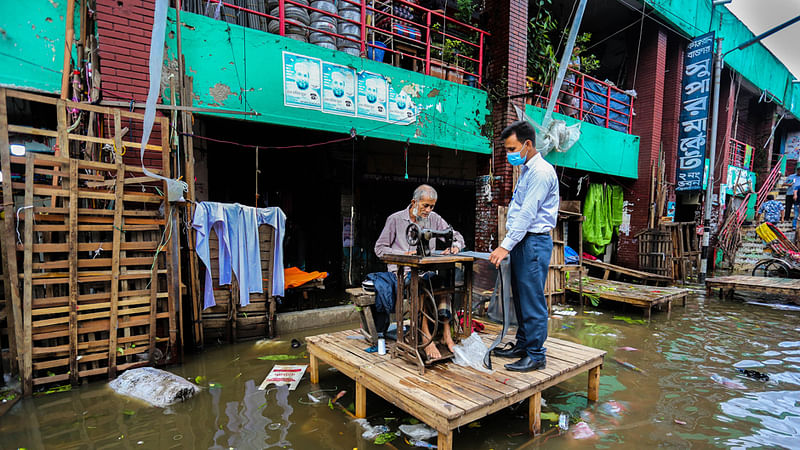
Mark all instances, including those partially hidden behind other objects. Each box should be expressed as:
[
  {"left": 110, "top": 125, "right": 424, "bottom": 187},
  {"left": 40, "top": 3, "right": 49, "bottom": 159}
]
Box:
[
  {"left": 399, "top": 423, "right": 438, "bottom": 440},
  {"left": 452, "top": 332, "right": 493, "bottom": 373}
]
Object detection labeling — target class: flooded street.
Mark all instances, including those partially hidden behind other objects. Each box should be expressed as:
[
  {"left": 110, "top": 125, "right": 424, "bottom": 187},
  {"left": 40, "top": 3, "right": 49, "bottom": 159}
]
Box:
[{"left": 2, "top": 290, "right": 799, "bottom": 449}]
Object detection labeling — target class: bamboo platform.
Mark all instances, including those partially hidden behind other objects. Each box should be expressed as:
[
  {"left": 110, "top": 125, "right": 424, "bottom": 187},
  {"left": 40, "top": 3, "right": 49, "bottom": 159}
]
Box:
[
  {"left": 566, "top": 276, "right": 690, "bottom": 318},
  {"left": 306, "top": 322, "right": 605, "bottom": 450},
  {"left": 706, "top": 275, "right": 800, "bottom": 303}
]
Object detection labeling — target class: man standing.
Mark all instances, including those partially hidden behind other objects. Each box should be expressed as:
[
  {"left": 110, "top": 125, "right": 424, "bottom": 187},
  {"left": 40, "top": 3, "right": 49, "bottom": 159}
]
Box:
[
  {"left": 489, "top": 120, "right": 560, "bottom": 372},
  {"left": 375, "top": 184, "right": 465, "bottom": 360},
  {"left": 782, "top": 166, "right": 800, "bottom": 225}
]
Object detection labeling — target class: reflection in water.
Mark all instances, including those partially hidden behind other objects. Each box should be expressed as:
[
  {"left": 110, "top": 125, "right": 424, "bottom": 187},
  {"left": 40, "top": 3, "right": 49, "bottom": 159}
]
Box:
[{"left": 0, "top": 291, "right": 799, "bottom": 449}]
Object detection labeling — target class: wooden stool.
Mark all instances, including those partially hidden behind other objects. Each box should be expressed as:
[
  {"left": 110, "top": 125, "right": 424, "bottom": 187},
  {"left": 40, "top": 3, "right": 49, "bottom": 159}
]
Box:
[{"left": 346, "top": 287, "right": 379, "bottom": 344}]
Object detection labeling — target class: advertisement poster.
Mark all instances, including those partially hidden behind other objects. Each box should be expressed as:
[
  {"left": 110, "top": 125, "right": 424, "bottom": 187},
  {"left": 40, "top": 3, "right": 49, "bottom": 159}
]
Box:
[
  {"left": 786, "top": 131, "right": 800, "bottom": 160},
  {"left": 357, "top": 71, "right": 388, "bottom": 121},
  {"left": 322, "top": 62, "right": 356, "bottom": 116},
  {"left": 676, "top": 31, "right": 714, "bottom": 191},
  {"left": 283, "top": 52, "right": 322, "bottom": 109},
  {"left": 388, "top": 84, "right": 416, "bottom": 124},
  {"left": 726, "top": 165, "right": 754, "bottom": 196}
]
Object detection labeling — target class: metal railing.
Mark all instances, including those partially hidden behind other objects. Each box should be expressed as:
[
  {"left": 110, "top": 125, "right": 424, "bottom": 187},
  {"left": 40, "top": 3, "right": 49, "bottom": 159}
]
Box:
[
  {"left": 525, "top": 69, "right": 635, "bottom": 134},
  {"left": 755, "top": 155, "right": 785, "bottom": 212},
  {"left": 184, "top": 0, "right": 488, "bottom": 86},
  {"left": 728, "top": 138, "right": 751, "bottom": 169}
]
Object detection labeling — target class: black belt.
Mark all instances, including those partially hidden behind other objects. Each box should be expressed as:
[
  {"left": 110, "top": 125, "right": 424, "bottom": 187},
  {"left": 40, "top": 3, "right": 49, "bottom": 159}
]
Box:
[{"left": 526, "top": 231, "right": 550, "bottom": 237}]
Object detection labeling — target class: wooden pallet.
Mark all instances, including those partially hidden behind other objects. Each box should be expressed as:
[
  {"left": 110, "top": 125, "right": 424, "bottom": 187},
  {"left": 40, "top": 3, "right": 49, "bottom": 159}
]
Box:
[
  {"left": 306, "top": 321, "right": 605, "bottom": 450},
  {"left": 583, "top": 259, "right": 673, "bottom": 285},
  {"left": 706, "top": 275, "right": 800, "bottom": 303},
  {"left": 566, "top": 276, "right": 690, "bottom": 318},
  {"left": 0, "top": 89, "right": 176, "bottom": 395},
  {"left": 200, "top": 224, "right": 277, "bottom": 344}
]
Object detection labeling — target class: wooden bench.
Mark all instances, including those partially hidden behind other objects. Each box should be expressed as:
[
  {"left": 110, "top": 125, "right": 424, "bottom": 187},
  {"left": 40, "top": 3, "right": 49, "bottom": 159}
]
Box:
[{"left": 346, "top": 287, "right": 379, "bottom": 345}]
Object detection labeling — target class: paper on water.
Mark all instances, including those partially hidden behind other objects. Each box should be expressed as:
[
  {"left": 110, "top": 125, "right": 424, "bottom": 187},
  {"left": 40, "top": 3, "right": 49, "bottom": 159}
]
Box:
[{"left": 258, "top": 364, "right": 308, "bottom": 391}]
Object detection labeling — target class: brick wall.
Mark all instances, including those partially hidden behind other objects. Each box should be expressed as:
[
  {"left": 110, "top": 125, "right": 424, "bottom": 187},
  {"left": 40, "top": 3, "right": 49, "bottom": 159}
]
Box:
[
  {"left": 474, "top": 0, "right": 528, "bottom": 251},
  {"left": 661, "top": 38, "right": 684, "bottom": 195},
  {"left": 617, "top": 25, "right": 668, "bottom": 268},
  {"left": 95, "top": 0, "right": 165, "bottom": 170}
]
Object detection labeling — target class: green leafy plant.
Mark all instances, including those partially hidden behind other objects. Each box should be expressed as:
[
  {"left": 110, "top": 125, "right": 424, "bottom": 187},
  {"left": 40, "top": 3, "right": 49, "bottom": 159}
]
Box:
[{"left": 527, "top": 1, "right": 601, "bottom": 87}]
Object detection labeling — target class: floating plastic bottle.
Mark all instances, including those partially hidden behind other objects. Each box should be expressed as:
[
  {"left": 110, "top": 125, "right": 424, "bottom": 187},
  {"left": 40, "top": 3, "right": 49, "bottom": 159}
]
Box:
[{"left": 558, "top": 412, "right": 569, "bottom": 431}]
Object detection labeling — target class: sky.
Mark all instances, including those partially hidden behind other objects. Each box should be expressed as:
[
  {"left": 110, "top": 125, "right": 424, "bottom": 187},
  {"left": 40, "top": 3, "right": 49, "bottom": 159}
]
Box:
[{"left": 727, "top": 0, "right": 800, "bottom": 79}]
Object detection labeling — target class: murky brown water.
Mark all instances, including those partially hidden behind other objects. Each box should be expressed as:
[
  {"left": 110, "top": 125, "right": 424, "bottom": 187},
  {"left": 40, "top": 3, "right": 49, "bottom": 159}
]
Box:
[{"left": 2, "top": 289, "right": 800, "bottom": 449}]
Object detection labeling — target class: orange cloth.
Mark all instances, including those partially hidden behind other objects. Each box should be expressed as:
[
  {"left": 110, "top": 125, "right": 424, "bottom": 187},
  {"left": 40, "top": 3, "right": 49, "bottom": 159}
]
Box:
[{"left": 282, "top": 267, "right": 328, "bottom": 290}]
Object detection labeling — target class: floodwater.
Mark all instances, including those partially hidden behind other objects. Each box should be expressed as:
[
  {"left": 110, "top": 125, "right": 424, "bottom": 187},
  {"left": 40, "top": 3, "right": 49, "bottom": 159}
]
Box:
[{"left": 2, "top": 289, "right": 800, "bottom": 449}]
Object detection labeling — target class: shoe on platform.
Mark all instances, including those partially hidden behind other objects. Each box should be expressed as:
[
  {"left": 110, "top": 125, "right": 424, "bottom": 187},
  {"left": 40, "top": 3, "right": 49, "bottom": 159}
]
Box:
[
  {"left": 504, "top": 356, "right": 546, "bottom": 372},
  {"left": 492, "top": 342, "right": 526, "bottom": 359}
]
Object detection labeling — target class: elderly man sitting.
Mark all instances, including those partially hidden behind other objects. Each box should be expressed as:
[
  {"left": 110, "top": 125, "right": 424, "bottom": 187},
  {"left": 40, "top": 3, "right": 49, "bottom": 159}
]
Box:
[{"left": 374, "top": 184, "right": 465, "bottom": 360}]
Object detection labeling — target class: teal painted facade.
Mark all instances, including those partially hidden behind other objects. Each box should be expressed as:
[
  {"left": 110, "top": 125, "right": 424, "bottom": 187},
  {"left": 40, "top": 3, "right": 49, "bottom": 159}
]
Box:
[
  {"left": 165, "top": 9, "right": 490, "bottom": 154},
  {"left": 525, "top": 105, "right": 639, "bottom": 179},
  {"left": 646, "top": 0, "right": 800, "bottom": 119},
  {"left": 0, "top": 0, "right": 76, "bottom": 94}
]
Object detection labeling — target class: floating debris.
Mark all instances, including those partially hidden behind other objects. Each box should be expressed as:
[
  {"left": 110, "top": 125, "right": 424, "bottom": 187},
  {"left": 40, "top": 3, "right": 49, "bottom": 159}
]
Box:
[
  {"left": 737, "top": 368, "right": 770, "bottom": 381},
  {"left": 710, "top": 373, "right": 746, "bottom": 390},
  {"left": 613, "top": 358, "right": 646, "bottom": 374},
  {"left": 257, "top": 354, "right": 301, "bottom": 361},
  {"left": 616, "top": 346, "right": 639, "bottom": 352}
]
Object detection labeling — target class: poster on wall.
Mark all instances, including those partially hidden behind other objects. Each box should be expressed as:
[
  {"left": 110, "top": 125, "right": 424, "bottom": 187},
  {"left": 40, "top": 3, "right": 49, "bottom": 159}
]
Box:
[
  {"left": 676, "top": 31, "right": 714, "bottom": 192},
  {"left": 786, "top": 131, "right": 800, "bottom": 160},
  {"left": 357, "top": 71, "right": 388, "bottom": 121},
  {"left": 283, "top": 52, "right": 322, "bottom": 109},
  {"left": 388, "top": 84, "right": 417, "bottom": 124},
  {"left": 322, "top": 62, "right": 356, "bottom": 116},
  {"left": 726, "top": 165, "right": 754, "bottom": 196}
]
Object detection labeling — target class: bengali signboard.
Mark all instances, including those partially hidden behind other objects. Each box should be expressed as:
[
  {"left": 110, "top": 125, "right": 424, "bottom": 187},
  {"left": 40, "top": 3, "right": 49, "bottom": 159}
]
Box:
[{"left": 676, "top": 32, "right": 714, "bottom": 192}]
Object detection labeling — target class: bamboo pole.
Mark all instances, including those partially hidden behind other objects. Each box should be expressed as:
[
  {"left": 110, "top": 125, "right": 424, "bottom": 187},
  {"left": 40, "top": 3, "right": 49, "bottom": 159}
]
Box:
[{"left": 61, "top": 0, "right": 76, "bottom": 100}]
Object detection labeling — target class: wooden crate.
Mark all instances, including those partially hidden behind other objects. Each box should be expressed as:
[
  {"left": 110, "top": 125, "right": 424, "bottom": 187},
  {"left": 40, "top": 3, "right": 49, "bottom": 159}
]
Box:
[
  {"left": 201, "top": 223, "right": 276, "bottom": 344},
  {"left": 0, "top": 89, "right": 176, "bottom": 395},
  {"left": 636, "top": 229, "right": 674, "bottom": 278}
]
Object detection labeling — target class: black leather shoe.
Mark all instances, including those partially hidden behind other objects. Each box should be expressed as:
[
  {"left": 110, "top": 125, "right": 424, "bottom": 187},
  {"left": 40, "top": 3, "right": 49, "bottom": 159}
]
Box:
[
  {"left": 493, "top": 345, "right": 526, "bottom": 358},
  {"left": 504, "top": 356, "right": 546, "bottom": 372}
]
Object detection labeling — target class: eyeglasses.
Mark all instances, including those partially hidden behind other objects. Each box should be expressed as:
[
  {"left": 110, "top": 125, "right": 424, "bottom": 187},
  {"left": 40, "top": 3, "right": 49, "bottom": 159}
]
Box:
[{"left": 419, "top": 202, "right": 435, "bottom": 210}]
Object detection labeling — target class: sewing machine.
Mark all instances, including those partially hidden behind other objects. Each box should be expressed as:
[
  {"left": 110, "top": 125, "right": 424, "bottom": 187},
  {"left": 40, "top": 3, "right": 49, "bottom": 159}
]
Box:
[{"left": 405, "top": 223, "right": 454, "bottom": 257}]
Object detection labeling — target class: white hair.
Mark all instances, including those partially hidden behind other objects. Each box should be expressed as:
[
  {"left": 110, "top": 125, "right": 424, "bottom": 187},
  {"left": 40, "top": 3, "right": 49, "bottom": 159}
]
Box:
[{"left": 413, "top": 184, "right": 438, "bottom": 202}]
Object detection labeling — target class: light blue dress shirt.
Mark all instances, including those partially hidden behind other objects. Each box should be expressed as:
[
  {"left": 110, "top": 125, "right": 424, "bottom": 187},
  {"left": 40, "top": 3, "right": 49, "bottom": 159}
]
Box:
[
  {"left": 193, "top": 202, "right": 286, "bottom": 310},
  {"left": 501, "top": 152, "right": 560, "bottom": 252}
]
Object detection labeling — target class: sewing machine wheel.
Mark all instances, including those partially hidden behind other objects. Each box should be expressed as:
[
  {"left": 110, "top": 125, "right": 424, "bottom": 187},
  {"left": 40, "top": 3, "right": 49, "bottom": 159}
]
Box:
[
  {"left": 406, "top": 223, "right": 421, "bottom": 247},
  {"left": 402, "top": 286, "right": 438, "bottom": 350}
]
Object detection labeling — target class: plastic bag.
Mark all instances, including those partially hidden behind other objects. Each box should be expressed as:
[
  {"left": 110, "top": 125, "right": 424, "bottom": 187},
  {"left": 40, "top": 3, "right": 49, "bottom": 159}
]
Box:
[
  {"left": 108, "top": 367, "right": 200, "bottom": 408},
  {"left": 452, "top": 332, "right": 493, "bottom": 373},
  {"left": 399, "top": 423, "right": 437, "bottom": 441},
  {"left": 354, "top": 419, "right": 389, "bottom": 440}
]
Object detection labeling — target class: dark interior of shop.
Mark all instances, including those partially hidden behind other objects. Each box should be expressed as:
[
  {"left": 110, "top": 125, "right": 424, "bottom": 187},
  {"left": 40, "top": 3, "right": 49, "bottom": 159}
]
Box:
[{"left": 197, "top": 115, "right": 482, "bottom": 310}]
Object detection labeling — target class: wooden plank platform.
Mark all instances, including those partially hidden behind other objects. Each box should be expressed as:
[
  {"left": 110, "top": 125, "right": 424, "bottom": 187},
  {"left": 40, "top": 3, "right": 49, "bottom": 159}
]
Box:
[
  {"left": 306, "top": 322, "right": 605, "bottom": 449},
  {"left": 706, "top": 275, "right": 800, "bottom": 303},
  {"left": 583, "top": 259, "right": 673, "bottom": 285},
  {"left": 566, "top": 276, "right": 690, "bottom": 318}
]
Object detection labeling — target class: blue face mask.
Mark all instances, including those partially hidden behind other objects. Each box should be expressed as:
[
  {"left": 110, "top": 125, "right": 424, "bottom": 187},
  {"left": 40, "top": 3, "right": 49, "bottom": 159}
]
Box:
[{"left": 507, "top": 144, "right": 527, "bottom": 166}]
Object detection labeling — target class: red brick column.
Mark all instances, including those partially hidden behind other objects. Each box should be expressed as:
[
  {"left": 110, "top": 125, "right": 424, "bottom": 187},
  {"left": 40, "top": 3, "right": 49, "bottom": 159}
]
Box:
[
  {"left": 95, "top": 0, "right": 164, "bottom": 170},
  {"left": 474, "top": 0, "right": 528, "bottom": 251},
  {"left": 661, "top": 38, "right": 684, "bottom": 198},
  {"left": 617, "top": 25, "right": 668, "bottom": 268},
  {"left": 96, "top": 0, "right": 154, "bottom": 102}
]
